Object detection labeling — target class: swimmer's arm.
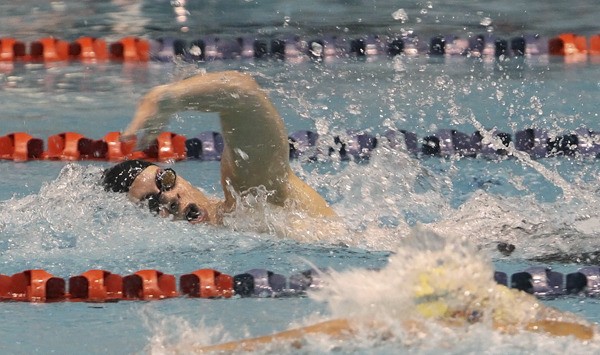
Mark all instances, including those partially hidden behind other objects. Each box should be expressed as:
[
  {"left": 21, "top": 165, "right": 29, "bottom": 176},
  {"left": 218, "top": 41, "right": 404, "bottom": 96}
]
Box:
[
  {"left": 498, "top": 319, "right": 594, "bottom": 340},
  {"left": 188, "top": 316, "right": 594, "bottom": 353},
  {"left": 124, "top": 71, "right": 336, "bottom": 217},
  {"left": 124, "top": 71, "right": 288, "bottom": 166},
  {"left": 123, "top": 71, "right": 288, "bottom": 195},
  {"left": 189, "top": 319, "right": 355, "bottom": 353}
]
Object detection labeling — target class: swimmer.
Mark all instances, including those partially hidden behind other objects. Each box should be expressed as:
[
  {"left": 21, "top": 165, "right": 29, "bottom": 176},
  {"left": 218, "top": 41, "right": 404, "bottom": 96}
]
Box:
[
  {"left": 103, "top": 72, "right": 596, "bottom": 351},
  {"left": 172, "top": 228, "right": 597, "bottom": 352},
  {"left": 102, "top": 71, "right": 336, "bottom": 225},
  {"left": 184, "top": 253, "right": 596, "bottom": 353},
  {"left": 189, "top": 308, "right": 594, "bottom": 353}
]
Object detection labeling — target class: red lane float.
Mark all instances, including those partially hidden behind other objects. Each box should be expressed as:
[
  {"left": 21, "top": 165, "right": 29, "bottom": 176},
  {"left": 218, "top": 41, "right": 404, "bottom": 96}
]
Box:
[
  {"left": 0, "top": 132, "right": 44, "bottom": 162},
  {"left": 180, "top": 269, "right": 234, "bottom": 298},
  {"left": 549, "top": 33, "right": 588, "bottom": 56},
  {"left": 30, "top": 37, "right": 69, "bottom": 62},
  {"left": 0, "top": 33, "right": 599, "bottom": 63},
  {"left": 591, "top": 34, "right": 600, "bottom": 55},
  {"left": 0, "top": 38, "right": 26, "bottom": 61},
  {"left": 104, "top": 131, "right": 140, "bottom": 161},
  {"left": 70, "top": 37, "right": 109, "bottom": 61},
  {"left": 1, "top": 265, "right": 600, "bottom": 303},
  {"left": 109, "top": 37, "right": 150, "bottom": 61},
  {"left": 122, "top": 270, "right": 178, "bottom": 300},
  {"left": 68, "top": 270, "right": 123, "bottom": 302},
  {"left": 0, "top": 270, "right": 65, "bottom": 302},
  {"left": 0, "top": 131, "right": 187, "bottom": 162}
]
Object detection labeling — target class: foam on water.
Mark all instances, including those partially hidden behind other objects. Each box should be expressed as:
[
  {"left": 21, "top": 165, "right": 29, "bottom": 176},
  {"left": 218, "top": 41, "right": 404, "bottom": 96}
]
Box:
[
  {"left": 309, "top": 228, "right": 600, "bottom": 353},
  {"left": 2, "top": 157, "right": 595, "bottom": 353},
  {"left": 3, "top": 133, "right": 600, "bottom": 270},
  {"left": 145, "top": 313, "right": 233, "bottom": 355},
  {"left": 0, "top": 164, "right": 262, "bottom": 275},
  {"left": 0, "top": 34, "right": 599, "bottom": 355},
  {"left": 146, "top": 228, "right": 600, "bottom": 354},
  {"left": 294, "top": 136, "right": 600, "bottom": 259}
]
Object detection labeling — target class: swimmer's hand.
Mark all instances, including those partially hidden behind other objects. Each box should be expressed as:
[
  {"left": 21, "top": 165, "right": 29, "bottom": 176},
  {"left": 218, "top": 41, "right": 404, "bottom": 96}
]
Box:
[
  {"left": 123, "top": 71, "right": 253, "bottom": 149},
  {"left": 123, "top": 85, "right": 173, "bottom": 149}
]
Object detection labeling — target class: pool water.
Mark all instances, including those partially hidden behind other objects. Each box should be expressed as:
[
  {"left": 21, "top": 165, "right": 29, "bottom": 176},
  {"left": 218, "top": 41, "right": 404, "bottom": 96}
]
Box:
[{"left": 1, "top": 1, "right": 600, "bottom": 354}]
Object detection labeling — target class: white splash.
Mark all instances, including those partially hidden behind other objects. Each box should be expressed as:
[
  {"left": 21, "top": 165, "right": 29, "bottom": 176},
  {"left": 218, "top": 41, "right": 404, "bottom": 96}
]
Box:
[
  {"left": 147, "top": 228, "right": 600, "bottom": 354},
  {"left": 309, "top": 228, "right": 599, "bottom": 352},
  {"left": 392, "top": 8, "right": 409, "bottom": 22}
]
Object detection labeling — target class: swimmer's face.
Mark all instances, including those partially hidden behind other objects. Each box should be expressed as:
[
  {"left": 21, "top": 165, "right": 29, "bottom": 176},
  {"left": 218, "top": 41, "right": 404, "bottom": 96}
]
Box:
[{"left": 127, "top": 166, "right": 218, "bottom": 224}]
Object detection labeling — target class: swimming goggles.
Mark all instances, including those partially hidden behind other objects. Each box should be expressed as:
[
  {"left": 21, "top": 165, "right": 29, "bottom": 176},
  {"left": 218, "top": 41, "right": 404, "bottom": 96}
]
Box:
[{"left": 155, "top": 168, "right": 177, "bottom": 192}]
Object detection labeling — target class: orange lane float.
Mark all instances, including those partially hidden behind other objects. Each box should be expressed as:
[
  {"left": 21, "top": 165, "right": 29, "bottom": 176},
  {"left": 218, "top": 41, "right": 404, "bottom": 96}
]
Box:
[
  {"left": 0, "top": 33, "right": 600, "bottom": 63},
  {"left": 2, "top": 127, "right": 600, "bottom": 162},
  {"left": 69, "top": 37, "right": 109, "bottom": 61},
  {"left": 29, "top": 37, "right": 70, "bottom": 62},
  {"left": 0, "top": 131, "right": 187, "bottom": 162},
  {"left": 549, "top": 33, "right": 588, "bottom": 56},
  {"left": 590, "top": 34, "right": 600, "bottom": 55},
  {"left": 0, "top": 36, "right": 149, "bottom": 63},
  {"left": 0, "top": 38, "right": 26, "bottom": 61},
  {"left": 122, "top": 269, "right": 179, "bottom": 300},
  {"left": 0, "top": 270, "right": 65, "bottom": 302},
  {"left": 68, "top": 270, "right": 123, "bottom": 302},
  {"left": 146, "top": 131, "right": 187, "bottom": 161},
  {"left": 180, "top": 269, "right": 234, "bottom": 298},
  {"left": 0, "top": 266, "right": 599, "bottom": 303},
  {"left": 103, "top": 131, "right": 140, "bottom": 161},
  {"left": 102, "top": 131, "right": 187, "bottom": 161},
  {"left": 0, "top": 132, "right": 44, "bottom": 162},
  {"left": 109, "top": 36, "right": 150, "bottom": 61},
  {"left": 44, "top": 132, "right": 84, "bottom": 160}
]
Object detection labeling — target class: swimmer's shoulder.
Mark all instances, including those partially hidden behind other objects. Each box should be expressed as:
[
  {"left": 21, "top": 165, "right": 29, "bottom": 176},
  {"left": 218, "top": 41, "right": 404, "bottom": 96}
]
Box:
[{"left": 286, "top": 171, "right": 337, "bottom": 218}]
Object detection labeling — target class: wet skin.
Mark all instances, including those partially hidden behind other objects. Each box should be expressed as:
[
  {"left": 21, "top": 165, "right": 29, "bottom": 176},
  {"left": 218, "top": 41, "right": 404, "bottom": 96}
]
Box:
[
  {"left": 127, "top": 165, "right": 223, "bottom": 225},
  {"left": 123, "top": 71, "right": 336, "bottom": 221}
]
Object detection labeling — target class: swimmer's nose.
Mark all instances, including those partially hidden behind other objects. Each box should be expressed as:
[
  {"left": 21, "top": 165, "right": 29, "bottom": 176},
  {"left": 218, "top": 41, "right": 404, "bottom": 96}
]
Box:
[
  {"left": 185, "top": 204, "right": 206, "bottom": 223},
  {"left": 145, "top": 194, "right": 160, "bottom": 214}
]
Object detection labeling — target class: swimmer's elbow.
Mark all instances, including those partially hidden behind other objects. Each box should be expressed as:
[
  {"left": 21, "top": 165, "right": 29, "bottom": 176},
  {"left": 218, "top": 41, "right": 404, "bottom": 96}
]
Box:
[
  {"left": 143, "top": 71, "right": 267, "bottom": 115},
  {"left": 219, "top": 70, "right": 253, "bottom": 82},
  {"left": 140, "top": 85, "right": 169, "bottom": 107},
  {"left": 220, "top": 71, "right": 261, "bottom": 92},
  {"left": 177, "top": 71, "right": 264, "bottom": 101}
]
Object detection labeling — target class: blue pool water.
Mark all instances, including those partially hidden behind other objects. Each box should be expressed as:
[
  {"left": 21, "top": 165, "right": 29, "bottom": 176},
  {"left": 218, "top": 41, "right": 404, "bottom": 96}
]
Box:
[{"left": 1, "top": 1, "right": 600, "bottom": 354}]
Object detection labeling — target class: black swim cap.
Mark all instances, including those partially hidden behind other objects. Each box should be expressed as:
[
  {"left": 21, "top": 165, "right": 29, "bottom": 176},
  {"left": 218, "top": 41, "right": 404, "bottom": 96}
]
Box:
[{"left": 102, "top": 160, "right": 154, "bottom": 193}]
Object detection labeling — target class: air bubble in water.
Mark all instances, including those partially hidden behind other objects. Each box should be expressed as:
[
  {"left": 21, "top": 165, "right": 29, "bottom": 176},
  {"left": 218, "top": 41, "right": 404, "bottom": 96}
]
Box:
[
  {"left": 480, "top": 17, "right": 492, "bottom": 26},
  {"left": 392, "top": 9, "right": 408, "bottom": 22}
]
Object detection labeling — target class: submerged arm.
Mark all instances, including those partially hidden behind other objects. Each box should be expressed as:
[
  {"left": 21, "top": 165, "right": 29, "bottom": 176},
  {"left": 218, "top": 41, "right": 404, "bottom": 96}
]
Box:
[
  {"left": 190, "top": 319, "right": 354, "bottom": 353},
  {"left": 187, "top": 315, "right": 594, "bottom": 353}
]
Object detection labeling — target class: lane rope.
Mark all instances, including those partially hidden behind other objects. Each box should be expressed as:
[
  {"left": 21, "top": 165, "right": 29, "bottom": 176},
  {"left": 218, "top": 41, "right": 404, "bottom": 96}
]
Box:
[
  {"left": 0, "top": 265, "right": 597, "bottom": 302},
  {"left": 1, "top": 128, "right": 598, "bottom": 162},
  {"left": 0, "top": 32, "right": 599, "bottom": 63}
]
